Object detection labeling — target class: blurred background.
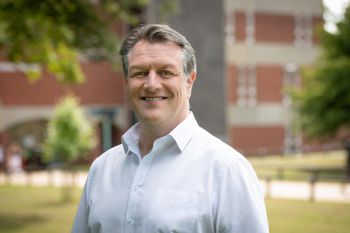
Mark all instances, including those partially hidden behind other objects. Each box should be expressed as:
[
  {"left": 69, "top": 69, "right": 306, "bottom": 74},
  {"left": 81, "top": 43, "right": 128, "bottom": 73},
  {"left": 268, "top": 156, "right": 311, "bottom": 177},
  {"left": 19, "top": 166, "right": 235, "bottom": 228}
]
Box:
[{"left": 0, "top": 0, "right": 350, "bottom": 232}]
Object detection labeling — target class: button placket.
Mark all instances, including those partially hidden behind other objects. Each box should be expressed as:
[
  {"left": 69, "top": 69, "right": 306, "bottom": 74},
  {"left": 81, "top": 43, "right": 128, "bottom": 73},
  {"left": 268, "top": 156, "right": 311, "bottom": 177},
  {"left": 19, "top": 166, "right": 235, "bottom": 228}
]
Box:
[
  {"left": 124, "top": 152, "right": 155, "bottom": 232},
  {"left": 127, "top": 217, "right": 134, "bottom": 224}
]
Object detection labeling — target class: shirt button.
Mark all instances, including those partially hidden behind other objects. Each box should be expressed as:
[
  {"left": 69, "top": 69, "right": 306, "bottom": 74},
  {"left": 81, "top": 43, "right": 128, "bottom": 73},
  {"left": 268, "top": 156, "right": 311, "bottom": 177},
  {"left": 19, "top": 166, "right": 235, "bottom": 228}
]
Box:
[
  {"left": 127, "top": 217, "right": 134, "bottom": 224},
  {"left": 133, "top": 185, "right": 139, "bottom": 191}
]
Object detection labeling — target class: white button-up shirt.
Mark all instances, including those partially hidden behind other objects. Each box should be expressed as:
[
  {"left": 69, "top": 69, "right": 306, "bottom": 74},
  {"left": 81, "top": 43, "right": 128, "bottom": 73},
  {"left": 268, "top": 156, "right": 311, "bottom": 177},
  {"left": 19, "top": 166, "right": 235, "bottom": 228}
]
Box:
[{"left": 72, "top": 113, "right": 269, "bottom": 233}]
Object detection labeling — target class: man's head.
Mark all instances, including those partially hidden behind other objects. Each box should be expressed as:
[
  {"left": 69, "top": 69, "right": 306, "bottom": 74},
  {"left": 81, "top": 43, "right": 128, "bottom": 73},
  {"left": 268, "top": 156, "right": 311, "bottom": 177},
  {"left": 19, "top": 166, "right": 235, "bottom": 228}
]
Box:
[
  {"left": 119, "top": 24, "right": 197, "bottom": 130},
  {"left": 119, "top": 24, "right": 196, "bottom": 78}
]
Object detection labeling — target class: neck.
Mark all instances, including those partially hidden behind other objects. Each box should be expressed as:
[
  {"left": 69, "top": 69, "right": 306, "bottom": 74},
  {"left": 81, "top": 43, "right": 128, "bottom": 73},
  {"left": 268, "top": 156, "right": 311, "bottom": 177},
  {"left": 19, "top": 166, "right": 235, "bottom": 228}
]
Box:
[
  {"left": 138, "top": 111, "right": 190, "bottom": 156},
  {"left": 138, "top": 127, "right": 159, "bottom": 156},
  {"left": 138, "top": 123, "right": 172, "bottom": 156}
]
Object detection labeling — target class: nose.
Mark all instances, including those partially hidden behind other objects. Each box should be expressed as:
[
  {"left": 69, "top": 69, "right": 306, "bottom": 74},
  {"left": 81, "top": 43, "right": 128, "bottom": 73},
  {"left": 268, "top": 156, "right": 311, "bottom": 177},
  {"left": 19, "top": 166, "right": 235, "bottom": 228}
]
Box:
[{"left": 143, "top": 70, "right": 161, "bottom": 90}]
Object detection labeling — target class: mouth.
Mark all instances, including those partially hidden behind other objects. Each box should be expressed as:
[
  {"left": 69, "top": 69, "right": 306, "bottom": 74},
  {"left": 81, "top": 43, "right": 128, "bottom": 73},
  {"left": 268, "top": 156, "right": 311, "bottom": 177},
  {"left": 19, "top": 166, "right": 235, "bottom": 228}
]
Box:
[{"left": 140, "top": 96, "right": 167, "bottom": 102}]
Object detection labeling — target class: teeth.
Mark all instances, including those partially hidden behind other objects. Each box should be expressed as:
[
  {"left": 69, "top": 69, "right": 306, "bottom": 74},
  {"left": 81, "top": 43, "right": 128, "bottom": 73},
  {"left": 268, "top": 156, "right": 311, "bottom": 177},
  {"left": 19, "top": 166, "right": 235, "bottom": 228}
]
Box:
[{"left": 144, "top": 97, "right": 163, "bottom": 101}]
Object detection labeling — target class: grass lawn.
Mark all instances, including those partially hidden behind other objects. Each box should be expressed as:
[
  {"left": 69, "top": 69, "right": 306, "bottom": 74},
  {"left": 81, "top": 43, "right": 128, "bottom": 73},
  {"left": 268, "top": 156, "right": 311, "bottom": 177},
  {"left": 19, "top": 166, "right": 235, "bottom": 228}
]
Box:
[
  {"left": 267, "top": 199, "right": 350, "bottom": 233},
  {"left": 1, "top": 185, "right": 350, "bottom": 233},
  {"left": 0, "top": 185, "right": 81, "bottom": 233}
]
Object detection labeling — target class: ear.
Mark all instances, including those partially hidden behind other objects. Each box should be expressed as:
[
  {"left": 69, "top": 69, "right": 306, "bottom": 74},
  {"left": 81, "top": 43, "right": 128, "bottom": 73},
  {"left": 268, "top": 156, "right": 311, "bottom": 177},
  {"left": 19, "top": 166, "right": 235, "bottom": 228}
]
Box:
[{"left": 186, "top": 72, "right": 196, "bottom": 98}]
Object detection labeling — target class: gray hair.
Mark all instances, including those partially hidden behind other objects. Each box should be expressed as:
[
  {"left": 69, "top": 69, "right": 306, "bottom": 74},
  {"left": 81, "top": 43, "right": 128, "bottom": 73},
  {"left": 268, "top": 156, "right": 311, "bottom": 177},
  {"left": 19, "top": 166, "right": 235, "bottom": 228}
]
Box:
[{"left": 119, "top": 24, "right": 196, "bottom": 77}]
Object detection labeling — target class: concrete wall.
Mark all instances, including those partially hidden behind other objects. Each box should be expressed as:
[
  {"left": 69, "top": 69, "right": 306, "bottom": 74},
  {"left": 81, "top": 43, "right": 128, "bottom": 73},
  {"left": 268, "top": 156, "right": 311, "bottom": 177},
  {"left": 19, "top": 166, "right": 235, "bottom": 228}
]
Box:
[{"left": 147, "top": 0, "right": 227, "bottom": 140}]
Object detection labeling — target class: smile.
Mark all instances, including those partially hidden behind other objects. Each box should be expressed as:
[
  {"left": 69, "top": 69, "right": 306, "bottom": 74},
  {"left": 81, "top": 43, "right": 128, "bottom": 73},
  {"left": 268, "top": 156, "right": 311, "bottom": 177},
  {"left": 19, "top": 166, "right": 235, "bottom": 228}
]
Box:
[{"left": 141, "top": 97, "right": 167, "bottom": 101}]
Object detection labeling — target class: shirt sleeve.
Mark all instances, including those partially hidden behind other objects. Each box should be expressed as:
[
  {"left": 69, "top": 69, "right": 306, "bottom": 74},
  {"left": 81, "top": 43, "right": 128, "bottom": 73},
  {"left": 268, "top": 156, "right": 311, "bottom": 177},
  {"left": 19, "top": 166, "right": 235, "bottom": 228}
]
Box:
[
  {"left": 214, "top": 157, "right": 269, "bottom": 233},
  {"left": 71, "top": 182, "right": 89, "bottom": 233},
  {"left": 71, "top": 162, "right": 97, "bottom": 233}
]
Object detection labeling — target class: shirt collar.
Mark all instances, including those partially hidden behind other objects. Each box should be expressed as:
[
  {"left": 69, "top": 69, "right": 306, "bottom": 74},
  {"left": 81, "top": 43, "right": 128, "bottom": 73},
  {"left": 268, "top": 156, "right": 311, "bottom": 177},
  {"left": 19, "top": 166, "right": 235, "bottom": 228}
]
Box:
[
  {"left": 122, "top": 123, "right": 141, "bottom": 155},
  {"left": 121, "top": 112, "right": 199, "bottom": 154},
  {"left": 169, "top": 112, "right": 198, "bottom": 152}
]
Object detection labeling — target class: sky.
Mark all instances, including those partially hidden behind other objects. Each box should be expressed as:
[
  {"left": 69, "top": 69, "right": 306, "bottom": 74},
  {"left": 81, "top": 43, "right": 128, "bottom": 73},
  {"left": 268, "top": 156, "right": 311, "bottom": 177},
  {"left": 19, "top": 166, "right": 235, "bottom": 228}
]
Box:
[{"left": 323, "top": 0, "right": 350, "bottom": 32}]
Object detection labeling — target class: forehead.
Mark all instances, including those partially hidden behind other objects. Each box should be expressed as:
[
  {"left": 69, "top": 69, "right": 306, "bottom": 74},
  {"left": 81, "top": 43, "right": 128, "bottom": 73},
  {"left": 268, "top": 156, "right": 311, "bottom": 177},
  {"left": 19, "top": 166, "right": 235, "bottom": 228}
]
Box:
[{"left": 128, "top": 40, "right": 183, "bottom": 68}]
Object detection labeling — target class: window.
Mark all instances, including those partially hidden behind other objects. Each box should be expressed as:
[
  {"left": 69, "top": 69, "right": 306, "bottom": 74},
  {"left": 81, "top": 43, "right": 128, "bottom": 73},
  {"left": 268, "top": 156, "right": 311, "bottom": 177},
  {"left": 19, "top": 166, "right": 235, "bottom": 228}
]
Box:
[{"left": 237, "top": 65, "right": 256, "bottom": 107}]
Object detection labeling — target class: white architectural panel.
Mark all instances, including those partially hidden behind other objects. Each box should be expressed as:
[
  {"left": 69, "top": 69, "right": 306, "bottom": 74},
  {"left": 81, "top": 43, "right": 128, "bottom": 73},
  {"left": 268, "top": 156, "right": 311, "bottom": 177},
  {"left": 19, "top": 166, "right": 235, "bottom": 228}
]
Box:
[
  {"left": 0, "top": 105, "right": 127, "bottom": 131},
  {"left": 226, "top": 43, "right": 320, "bottom": 65},
  {"left": 227, "top": 104, "right": 290, "bottom": 126},
  {"left": 0, "top": 106, "right": 54, "bottom": 131},
  {"left": 225, "top": 0, "right": 323, "bottom": 15}
]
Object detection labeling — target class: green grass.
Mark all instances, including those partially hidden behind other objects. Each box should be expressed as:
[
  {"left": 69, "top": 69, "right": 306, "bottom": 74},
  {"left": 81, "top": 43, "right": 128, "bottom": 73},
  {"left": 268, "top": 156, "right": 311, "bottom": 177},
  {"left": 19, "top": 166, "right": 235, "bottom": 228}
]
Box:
[
  {"left": 1, "top": 185, "right": 350, "bottom": 233},
  {"left": 267, "top": 199, "right": 350, "bottom": 233},
  {"left": 0, "top": 185, "right": 82, "bottom": 233},
  {"left": 248, "top": 150, "right": 347, "bottom": 181}
]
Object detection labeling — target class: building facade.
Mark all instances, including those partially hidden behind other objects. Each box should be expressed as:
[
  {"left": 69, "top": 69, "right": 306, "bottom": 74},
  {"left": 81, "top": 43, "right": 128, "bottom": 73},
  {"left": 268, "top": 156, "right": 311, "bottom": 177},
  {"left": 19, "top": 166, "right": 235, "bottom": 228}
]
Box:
[
  {"left": 0, "top": 60, "right": 129, "bottom": 163},
  {"left": 0, "top": 0, "right": 335, "bottom": 166},
  {"left": 224, "top": 0, "right": 326, "bottom": 155}
]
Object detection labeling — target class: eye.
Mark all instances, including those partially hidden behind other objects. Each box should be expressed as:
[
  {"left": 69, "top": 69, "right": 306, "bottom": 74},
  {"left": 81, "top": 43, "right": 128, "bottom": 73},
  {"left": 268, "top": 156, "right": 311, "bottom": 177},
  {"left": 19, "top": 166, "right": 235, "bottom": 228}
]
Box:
[
  {"left": 158, "top": 70, "right": 175, "bottom": 78},
  {"left": 129, "top": 71, "right": 148, "bottom": 78}
]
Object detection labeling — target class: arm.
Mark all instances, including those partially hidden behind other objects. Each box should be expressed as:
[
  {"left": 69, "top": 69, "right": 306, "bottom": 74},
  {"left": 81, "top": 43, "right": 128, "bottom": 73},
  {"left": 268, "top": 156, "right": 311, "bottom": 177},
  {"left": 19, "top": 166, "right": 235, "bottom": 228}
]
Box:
[
  {"left": 71, "top": 162, "right": 97, "bottom": 233},
  {"left": 214, "top": 157, "right": 269, "bottom": 233},
  {"left": 71, "top": 182, "right": 90, "bottom": 233}
]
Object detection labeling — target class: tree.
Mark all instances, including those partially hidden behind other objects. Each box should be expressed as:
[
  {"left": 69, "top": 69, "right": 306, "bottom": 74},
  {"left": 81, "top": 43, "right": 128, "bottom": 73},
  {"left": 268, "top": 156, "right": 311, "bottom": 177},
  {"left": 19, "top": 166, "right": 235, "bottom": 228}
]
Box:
[
  {"left": 292, "top": 4, "right": 350, "bottom": 176},
  {"left": 0, "top": 0, "right": 148, "bottom": 84},
  {"left": 44, "top": 94, "right": 95, "bottom": 163},
  {"left": 44, "top": 94, "right": 96, "bottom": 201}
]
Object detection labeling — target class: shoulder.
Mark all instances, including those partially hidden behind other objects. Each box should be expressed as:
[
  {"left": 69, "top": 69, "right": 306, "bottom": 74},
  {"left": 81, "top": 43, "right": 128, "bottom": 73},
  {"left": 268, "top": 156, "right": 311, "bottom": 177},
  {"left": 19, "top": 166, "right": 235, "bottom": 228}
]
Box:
[
  {"left": 193, "top": 127, "right": 256, "bottom": 176},
  {"left": 88, "top": 144, "right": 125, "bottom": 177},
  {"left": 194, "top": 127, "right": 246, "bottom": 161},
  {"left": 92, "top": 144, "right": 124, "bottom": 163},
  {"left": 84, "top": 144, "right": 125, "bottom": 193}
]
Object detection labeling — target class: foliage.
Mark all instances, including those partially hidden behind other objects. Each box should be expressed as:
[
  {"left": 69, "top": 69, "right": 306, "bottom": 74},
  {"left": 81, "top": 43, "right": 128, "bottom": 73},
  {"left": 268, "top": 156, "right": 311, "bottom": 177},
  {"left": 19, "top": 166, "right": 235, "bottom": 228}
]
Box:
[
  {"left": 44, "top": 95, "right": 95, "bottom": 163},
  {"left": 154, "top": 0, "right": 179, "bottom": 22},
  {"left": 0, "top": 0, "right": 147, "bottom": 84},
  {"left": 292, "top": 5, "right": 350, "bottom": 139}
]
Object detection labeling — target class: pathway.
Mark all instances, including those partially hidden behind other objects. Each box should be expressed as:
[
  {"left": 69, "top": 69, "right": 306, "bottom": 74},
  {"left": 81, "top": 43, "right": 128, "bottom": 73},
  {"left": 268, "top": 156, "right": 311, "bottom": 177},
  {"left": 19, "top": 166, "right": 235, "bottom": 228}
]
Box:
[{"left": 1, "top": 171, "right": 350, "bottom": 203}]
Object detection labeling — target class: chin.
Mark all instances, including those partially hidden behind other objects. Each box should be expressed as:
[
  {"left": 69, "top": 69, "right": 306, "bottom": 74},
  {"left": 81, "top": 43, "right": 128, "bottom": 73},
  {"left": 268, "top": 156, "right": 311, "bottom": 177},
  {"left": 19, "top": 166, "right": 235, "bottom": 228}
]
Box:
[{"left": 139, "top": 113, "right": 163, "bottom": 123}]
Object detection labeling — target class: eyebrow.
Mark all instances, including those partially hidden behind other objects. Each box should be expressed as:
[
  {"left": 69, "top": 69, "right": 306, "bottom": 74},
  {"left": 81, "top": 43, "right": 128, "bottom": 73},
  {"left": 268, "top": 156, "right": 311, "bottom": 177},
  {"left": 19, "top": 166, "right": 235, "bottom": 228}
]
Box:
[{"left": 129, "top": 63, "right": 178, "bottom": 71}]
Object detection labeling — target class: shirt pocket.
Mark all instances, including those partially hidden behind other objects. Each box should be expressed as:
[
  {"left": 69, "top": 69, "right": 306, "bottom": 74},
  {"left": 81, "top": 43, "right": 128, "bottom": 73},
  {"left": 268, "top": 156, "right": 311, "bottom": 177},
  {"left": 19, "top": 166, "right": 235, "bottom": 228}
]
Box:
[{"left": 146, "top": 188, "right": 200, "bottom": 233}]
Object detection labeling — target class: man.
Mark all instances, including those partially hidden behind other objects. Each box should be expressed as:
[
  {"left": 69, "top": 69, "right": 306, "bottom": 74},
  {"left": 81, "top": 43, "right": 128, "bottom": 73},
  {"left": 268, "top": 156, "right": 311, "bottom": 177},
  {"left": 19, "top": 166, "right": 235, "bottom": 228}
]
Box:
[{"left": 72, "top": 24, "right": 269, "bottom": 233}]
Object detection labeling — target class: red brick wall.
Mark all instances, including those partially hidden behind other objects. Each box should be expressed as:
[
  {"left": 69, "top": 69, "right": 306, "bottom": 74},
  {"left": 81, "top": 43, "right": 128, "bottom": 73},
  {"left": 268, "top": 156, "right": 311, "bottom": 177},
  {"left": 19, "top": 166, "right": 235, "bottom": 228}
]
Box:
[
  {"left": 230, "top": 126, "right": 285, "bottom": 155},
  {"left": 235, "top": 11, "right": 246, "bottom": 41},
  {"left": 226, "top": 64, "right": 284, "bottom": 104},
  {"left": 226, "top": 64, "right": 238, "bottom": 103},
  {"left": 256, "top": 65, "right": 284, "bottom": 102},
  {"left": 0, "top": 62, "right": 125, "bottom": 106},
  {"left": 233, "top": 11, "right": 322, "bottom": 45},
  {"left": 255, "top": 13, "right": 295, "bottom": 43}
]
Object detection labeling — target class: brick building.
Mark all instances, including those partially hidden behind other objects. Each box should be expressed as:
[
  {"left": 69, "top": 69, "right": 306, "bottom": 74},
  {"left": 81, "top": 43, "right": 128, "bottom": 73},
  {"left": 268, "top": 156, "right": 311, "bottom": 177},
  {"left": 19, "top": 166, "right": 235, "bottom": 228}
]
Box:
[
  {"left": 0, "top": 60, "right": 128, "bottom": 163},
  {"left": 0, "top": 0, "right": 336, "bottom": 165},
  {"left": 159, "top": 0, "right": 337, "bottom": 155},
  {"left": 224, "top": 0, "right": 326, "bottom": 155}
]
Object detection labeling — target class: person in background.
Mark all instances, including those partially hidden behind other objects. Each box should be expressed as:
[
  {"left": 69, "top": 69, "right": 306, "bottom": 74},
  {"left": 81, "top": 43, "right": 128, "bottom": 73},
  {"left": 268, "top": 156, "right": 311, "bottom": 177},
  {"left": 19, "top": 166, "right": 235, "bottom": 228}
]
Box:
[
  {"left": 72, "top": 24, "right": 269, "bottom": 233},
  {"left": 5, "top": 142, "right": 23, "bottom": 174}
]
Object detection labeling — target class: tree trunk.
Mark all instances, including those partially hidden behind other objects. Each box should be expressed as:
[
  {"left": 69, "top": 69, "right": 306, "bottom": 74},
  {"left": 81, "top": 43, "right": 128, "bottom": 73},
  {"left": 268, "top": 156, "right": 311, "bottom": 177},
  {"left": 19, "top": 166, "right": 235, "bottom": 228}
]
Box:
[{"left": 61, "top": 165, "right": 75, "bottom": 203}]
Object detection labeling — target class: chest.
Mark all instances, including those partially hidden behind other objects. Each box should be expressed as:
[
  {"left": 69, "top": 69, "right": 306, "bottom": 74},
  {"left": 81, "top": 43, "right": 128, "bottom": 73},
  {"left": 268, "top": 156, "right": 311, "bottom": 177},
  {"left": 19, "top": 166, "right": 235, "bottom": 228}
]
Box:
[{"left": 88, "top": 153, "right": 217, "bottom": 233}]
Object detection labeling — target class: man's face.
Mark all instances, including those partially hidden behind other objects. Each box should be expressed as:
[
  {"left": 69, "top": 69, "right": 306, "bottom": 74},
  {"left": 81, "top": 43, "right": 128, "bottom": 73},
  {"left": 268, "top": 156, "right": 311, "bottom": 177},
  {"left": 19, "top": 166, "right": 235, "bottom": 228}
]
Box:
[{"left": 125, "top": 40, "right": 196, "bottom": 129}]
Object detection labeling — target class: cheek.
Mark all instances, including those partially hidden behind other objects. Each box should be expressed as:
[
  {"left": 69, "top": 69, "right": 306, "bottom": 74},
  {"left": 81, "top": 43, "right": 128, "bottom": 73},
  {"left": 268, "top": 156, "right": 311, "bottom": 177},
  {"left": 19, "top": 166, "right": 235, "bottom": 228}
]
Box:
[
  {"left": 174, "top": 85, "right": 187, "bottom": 99},
  {"left": 127, "top": 82, "right": 140, "bottom": 96},
  {"left": 183, "top": 83, "right": 191, "bottom": 97}
]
